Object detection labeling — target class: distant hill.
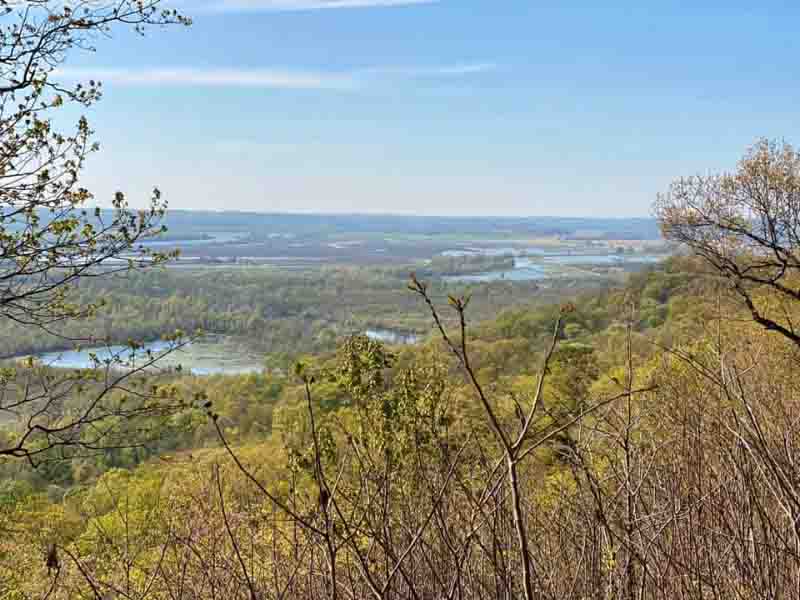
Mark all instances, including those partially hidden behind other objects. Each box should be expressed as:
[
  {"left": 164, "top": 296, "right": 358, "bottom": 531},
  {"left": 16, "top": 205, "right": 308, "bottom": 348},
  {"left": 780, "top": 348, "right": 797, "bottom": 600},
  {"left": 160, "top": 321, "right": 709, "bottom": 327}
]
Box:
[{"left": 156, "top": 210, "right": 660, "bottom": 241}]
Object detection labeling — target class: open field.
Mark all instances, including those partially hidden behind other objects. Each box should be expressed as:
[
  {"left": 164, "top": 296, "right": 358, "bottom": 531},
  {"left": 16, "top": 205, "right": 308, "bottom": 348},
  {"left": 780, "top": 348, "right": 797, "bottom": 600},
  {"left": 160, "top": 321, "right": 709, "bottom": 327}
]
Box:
[{"left": 141, "top": 212, "right": 670, "bottom": 270}]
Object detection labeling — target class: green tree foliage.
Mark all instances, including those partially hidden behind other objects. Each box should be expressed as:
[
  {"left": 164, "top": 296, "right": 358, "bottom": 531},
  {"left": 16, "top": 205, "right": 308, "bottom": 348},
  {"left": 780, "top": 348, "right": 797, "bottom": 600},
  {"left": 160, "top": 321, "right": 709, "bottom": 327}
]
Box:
[
  {"left": 3, "top": 250, "right": 794, "bottom": 599},
  {"left": 0, "top": 0, "right": 189, "bottom": 463},
  {"left": 657, "top": 138, "right": 800, "bottom": 347}
]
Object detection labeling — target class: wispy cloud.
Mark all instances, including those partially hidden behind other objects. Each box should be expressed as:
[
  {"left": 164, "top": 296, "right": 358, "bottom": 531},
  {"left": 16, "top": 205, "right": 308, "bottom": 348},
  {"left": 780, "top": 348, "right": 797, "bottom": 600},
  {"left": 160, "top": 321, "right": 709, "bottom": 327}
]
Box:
[
  {"left": 207, "top": 0, "right": 439, "bottom": 12},
  {"left": 54, "top": 67, "right": 356, "bottom": 90},
  {"left": 55, "top": 62, "right": 495, "bottom": 90},
  {"left": 360, "top": 63, "right": 497, "bottom": 77}
]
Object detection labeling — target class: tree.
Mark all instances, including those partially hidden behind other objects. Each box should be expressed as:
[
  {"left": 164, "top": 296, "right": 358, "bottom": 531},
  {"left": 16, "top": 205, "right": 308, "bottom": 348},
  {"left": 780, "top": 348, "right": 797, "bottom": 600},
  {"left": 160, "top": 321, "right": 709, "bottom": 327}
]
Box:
[
  {"left": 656, "top": 138, "right": 800, "bottom": 346},
  {"left": 407, "top": 279, "right": 654, "bottom": 600},
  {"left": 0, "top": 0, "right": 190, "bottom": 463}
]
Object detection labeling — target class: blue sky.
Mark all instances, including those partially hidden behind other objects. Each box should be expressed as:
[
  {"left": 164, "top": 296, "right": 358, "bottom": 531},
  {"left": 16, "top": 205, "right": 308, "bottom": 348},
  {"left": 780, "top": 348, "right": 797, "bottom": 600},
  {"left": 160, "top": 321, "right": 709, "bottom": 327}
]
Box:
[{"left": 62, "top": 0, "right": 800, "bottom": 217}]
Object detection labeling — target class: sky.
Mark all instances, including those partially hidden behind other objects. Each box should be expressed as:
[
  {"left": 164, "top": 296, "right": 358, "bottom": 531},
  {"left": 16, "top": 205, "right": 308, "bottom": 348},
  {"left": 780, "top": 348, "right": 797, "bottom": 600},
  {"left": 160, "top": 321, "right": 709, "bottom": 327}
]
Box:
[{"left": 57, "top": 0, "right": 800, "bottom": 217}]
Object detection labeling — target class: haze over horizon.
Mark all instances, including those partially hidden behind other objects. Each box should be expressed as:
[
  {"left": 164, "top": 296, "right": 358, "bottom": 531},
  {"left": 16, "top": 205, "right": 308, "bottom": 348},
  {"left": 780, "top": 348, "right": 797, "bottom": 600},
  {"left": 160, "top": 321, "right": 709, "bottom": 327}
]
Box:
[
  {"left": 160, "top": 207, "right": 660, "bottom": 220},
  {"left": 69, "top": 0, "right": 800, "bottom": 217}
]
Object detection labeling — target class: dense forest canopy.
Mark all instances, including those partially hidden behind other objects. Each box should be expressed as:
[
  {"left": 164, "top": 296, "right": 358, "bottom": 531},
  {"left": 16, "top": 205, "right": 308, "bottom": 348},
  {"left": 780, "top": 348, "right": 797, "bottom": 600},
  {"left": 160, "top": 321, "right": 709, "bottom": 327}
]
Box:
[{"left": 3, "top": 235, "right": 798, "bottom": 599}]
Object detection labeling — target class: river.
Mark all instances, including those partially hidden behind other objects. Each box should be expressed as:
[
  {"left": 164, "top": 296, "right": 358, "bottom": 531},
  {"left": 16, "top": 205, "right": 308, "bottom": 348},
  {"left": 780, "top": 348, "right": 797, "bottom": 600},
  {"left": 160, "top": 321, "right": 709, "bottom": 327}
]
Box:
[
  {"left": 443, "top": 253, "right": 665, "bottom": 282},
  {"left": 365, "top": 329, "right": 422, "bottom": 345},
  {"left": 33, "top": 337, "right": 264, "bottom": 375}
]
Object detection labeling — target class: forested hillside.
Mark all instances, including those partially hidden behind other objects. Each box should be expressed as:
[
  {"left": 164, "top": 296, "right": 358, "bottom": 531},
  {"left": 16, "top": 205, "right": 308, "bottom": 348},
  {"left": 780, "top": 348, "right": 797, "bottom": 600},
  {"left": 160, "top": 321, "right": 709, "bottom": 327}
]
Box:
[
  {"left": 4, "top": 252, "right": 788, "bottom": 599},
  {"left": 0, "top": 262, "right": 605, "bottom": 362},
  {"left": 0, "top": 257, "right": 692, "bottom": 490}
]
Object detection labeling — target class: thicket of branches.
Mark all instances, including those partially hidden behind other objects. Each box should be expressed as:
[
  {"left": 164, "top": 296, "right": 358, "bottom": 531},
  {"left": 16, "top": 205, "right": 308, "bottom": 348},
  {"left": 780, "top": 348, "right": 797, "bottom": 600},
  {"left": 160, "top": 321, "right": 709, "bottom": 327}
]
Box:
[
  {"left": 656, "top": 139, "right": 800, "bottom": 348},
  {"left": 8, "top": 270, "right": 800, "bottom": 600}
]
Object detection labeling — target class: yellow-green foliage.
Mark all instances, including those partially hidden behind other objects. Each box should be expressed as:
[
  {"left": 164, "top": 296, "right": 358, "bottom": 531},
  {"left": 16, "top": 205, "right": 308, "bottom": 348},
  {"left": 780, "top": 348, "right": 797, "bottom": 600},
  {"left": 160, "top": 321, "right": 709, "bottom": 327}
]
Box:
[{"left": 10, "top": 259, "right": 800, "bottom": 599}]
